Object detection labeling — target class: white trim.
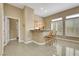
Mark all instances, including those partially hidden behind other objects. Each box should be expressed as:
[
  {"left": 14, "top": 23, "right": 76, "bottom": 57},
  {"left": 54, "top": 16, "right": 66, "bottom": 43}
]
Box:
[
  {"left": 4, "top": 16, "right": 10, "bottom": 47},
  {"left": 2, "top": 4, "right": 4, "bottom": 56},
  {"left": 4, "top": 16, "right": 21, "bottom": 43},
  {"left": 4, "top": 39, "right": 10, "bottom": 47},
  {"left": 10, "top": 38, "right": 17, "bottom": 40},
  {"left": 24, "top": 40, "right": 32, "bottom": 44},
  {"left": 19, "top": 40, "right": 24, "bottom": 43},
  {"left": 4, "top": 42, "right": 8, "bottom": 46},
  {"left": 24, "top": 40, "right": 46, "bottom": 45},
  {"left": 52, "top": 17, "right": 62, "bottom": 21},
  {"left": 3, "top": 38, "right": 18, "bottom": 47},
  {"left": 57, "top": 38, "right": 79, "bottom": 44},
  {"left": 32, "top": 40, "right": 46, "bottom": 45}
]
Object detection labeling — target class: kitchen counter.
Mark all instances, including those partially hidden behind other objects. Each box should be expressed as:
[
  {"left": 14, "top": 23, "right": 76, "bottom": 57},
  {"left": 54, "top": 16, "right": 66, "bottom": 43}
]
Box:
[
  {"left": 30, "top": 29, "right": 51, "bottom": 32},
  {"left": 31, "top": 30, "right": 51, "bottom": 43}
]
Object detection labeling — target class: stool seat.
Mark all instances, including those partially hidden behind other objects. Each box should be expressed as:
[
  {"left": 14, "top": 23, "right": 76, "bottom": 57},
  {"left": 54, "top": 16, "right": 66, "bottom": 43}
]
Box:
[{"left": 44, "top": 35, "right": 56, "bottom": 46}]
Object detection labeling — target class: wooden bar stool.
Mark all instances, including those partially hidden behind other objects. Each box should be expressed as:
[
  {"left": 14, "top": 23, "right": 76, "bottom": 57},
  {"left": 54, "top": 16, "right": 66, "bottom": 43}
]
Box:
[{"left": 44, "top": 31, "right": 56, "bottom": 46}]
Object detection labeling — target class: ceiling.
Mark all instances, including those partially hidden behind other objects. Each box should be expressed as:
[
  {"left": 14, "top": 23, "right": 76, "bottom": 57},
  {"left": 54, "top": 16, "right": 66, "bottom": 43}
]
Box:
[{"left": 9, "top": 3, "right": 79, "bottom": 17}]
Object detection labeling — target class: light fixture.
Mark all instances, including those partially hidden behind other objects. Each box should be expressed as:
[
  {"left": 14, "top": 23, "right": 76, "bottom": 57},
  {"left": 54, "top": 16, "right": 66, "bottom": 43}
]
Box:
[
  {"left": 66, "top": 13, "right": 79, "bottom": 19},
  {"left": 52, "top": 17, "right": 62, "bottom": 21},
  {"left": 40, "top": 7, "right": 44, "bottom": 10},
  {"left": 40, "top": 7, "right": 48, "bottom": 13}
]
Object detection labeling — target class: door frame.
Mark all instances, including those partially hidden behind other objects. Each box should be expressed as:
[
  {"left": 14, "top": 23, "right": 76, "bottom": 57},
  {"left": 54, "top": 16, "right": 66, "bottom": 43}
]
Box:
[
  {"left": 4, "top": 16, "right": 10, "bottom": 46},
  {"left": 3, "top": 16, "right": 21, "bottom": 45},
  {"left": 1, "top": 4, "right": 4, "bottom": 56}
]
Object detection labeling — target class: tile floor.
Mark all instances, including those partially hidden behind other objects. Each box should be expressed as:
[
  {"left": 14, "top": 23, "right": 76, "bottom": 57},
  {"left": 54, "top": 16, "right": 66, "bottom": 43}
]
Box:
[{"left": 3, "top": 40, "right": 54, "bottom": 56}]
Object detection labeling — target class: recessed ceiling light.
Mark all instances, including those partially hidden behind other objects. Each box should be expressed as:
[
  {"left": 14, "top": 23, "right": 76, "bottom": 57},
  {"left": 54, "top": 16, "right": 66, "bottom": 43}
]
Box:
[
  {"left": 40, "top": 7, "right": 48, "bottom": 13},
  {"left": 44, "top": 10, "right": 48, "bottom": 13},
  {"left": 40, "top": 7, "right": 44, "bottom": 10}
]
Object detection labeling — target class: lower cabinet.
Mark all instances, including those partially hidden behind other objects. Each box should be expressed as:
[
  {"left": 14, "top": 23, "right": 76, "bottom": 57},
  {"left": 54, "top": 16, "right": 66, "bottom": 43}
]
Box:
[
  {"left": 66, "top": 47, "right": 74, "bottom": 56},
  {"left": 56, "top": 45, "right": 79, "bottom": 56},
  {"left": 65, "top": 47, "right": 79, "bottom": 56},
  {"left": 56, "top": 44, "right": 63, "bottom": 56},
  {"left": 75, "top": 49, "right": 79, "bottom": 56}
]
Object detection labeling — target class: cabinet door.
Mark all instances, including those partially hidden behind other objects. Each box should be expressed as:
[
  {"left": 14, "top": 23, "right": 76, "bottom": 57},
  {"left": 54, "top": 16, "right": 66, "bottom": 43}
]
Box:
[
  {"left": 69, "top": 48, "right": 74, "bottom": 56},
  {"left": 66, "top": 47, "right": 74, "bottom": 56},
  {"left": 75, "top": 49, "right": 79, "bottom": 56},
  {"left": 56, "top": 45, "right": 62, "bottom": 56},
  {"left": 66, "top": 47, "right": 70, "bottom": 56}
]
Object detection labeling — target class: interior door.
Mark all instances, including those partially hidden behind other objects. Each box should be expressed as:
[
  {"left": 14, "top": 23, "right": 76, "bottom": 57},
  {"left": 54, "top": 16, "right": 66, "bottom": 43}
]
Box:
[{"left": 4, "top": 17, "right": 10, "bottom": 46}]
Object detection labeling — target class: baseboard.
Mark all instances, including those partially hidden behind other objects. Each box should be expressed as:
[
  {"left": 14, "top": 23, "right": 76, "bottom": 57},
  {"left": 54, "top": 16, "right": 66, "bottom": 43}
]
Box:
[
  {"left": 10, "top": 38, "right": 16, "bottom": 40},
  {"left": 4, "top": 40, "right": 10, "bottom": 46},
  {"left": 4, "top": 42, "right": 7, "bottom": 46},
  {"left": 23, "top": 40, "right": 46, "bottom": 45},
  {"left": 32, "top": 40, "right": 46, "bottom": 45},
  {"left": 4, "top": 38, "right": 16, "bottom": 46},
  {"left": 24, "top": 40, "right": 32, "bottom": 44},
  {"left": 19, "top": 40, "right": 24, "bottom": 43}
]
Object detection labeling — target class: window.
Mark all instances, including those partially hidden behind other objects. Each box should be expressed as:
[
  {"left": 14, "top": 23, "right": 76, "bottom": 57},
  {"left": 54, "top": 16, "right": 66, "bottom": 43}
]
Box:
[
  {"left": 51, "top": 13, "right": 79, "bottom": 37},
  {"left": 51, "top": 17, "right": 63, "bottom": 35},
  {"left": 65, "top": 17, "right": 79, "bottom": 37}
]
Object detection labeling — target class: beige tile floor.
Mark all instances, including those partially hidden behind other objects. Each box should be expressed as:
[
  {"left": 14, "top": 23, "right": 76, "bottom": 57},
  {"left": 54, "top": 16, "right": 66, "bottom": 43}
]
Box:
[{"left": 3, "top": 40, "right": 54, "bottom": 56}]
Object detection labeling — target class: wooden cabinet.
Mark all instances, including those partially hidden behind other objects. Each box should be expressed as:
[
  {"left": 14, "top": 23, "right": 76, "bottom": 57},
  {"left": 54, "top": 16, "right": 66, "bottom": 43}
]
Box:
[{"left": 34, "top": 15, "right": 44, "bottom": 30}]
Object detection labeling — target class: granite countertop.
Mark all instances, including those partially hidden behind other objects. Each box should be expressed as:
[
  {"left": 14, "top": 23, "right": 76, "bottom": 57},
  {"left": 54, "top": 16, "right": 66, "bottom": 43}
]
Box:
[{"left": 30, "top": 29, "right": 51, "bottom": 32}]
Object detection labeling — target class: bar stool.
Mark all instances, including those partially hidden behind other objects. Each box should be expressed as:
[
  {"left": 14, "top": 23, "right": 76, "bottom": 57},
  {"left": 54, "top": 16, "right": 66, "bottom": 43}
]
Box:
[{"left": 44, "top": 31, "right": 56, "bottom": 46}]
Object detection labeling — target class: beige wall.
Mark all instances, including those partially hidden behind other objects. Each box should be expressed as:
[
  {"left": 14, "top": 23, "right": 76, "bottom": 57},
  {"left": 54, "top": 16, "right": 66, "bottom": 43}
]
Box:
[
  {"left": 4, "top": 3, "right": 24, "bottom": 42},
  {"left": 23, "top": 6, "right": 34, "bottom": 42},
  {"left": 4, "top": 3, "right": 45, "bottom": 43},
  {"left": 0, "top": 3, "right": 4, "bottom": 55},
  {"left": 44, "top": 6, "right": 79, "bottom": 30},
  {"left": 9, "top": 18, "right": 17, "bottom": 39}
]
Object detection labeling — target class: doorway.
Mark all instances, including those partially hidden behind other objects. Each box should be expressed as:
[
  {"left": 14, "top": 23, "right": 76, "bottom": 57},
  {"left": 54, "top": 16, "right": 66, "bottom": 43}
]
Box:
[
  {"left": 9, "top": 18, "right": 19, "bottom": 41},
  {"left": 4, "top": 16, "right": 20, "bottom": 46}
]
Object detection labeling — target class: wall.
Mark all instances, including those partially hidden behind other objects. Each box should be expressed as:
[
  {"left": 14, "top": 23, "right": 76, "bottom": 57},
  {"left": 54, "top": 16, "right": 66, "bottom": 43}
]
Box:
[
  {"left": 23, "top": 6, "right": 45, "bottom": 43},
  {"left": 4, "top": 3, "right": 24, "bottom": 42},
  {"left": 9, "top": 18, "right": 17, "bottom": 39},
  {"left": 0, "top": 3, "right": 4, "bottom": 55},
  {"left": 23, "top": 6, "right": 34, "bottom": 42},
  {"left": 4, "top": 3, "right": 45, "bottom": 43},
  {"left": 44, "top": 6, "right": 79, "bottom": 30}
]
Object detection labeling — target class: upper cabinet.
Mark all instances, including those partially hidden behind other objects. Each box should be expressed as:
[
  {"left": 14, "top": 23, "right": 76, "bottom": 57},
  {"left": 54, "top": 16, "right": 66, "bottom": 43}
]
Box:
[
  {"left": 34, "top": 15, "right": 45, "bottom": 30},
  {"left": 23, "top": 6, "right": 45, "bottom": 30}
]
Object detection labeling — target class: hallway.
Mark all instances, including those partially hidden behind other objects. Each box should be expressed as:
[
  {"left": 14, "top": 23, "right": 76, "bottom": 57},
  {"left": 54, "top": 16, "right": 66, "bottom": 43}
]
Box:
[{"left": 3, "top": 40, "right": 53, "bottom": 56}]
